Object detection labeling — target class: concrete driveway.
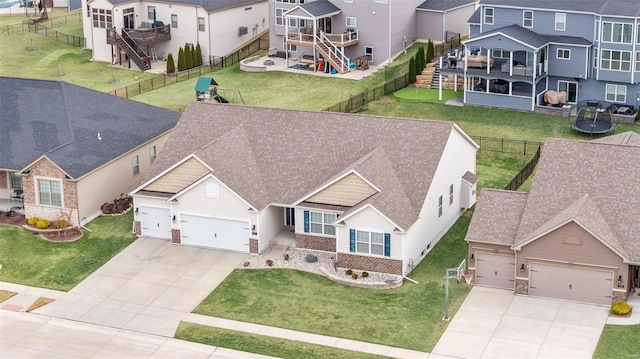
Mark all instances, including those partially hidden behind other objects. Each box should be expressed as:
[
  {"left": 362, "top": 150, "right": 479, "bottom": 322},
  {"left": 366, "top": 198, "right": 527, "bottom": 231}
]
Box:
[
  {"left": 34, "top": 237, "right": 248, "bottom": 337},
  {"left": 432, "top": 286, "right": 609, "bottom": 359}
]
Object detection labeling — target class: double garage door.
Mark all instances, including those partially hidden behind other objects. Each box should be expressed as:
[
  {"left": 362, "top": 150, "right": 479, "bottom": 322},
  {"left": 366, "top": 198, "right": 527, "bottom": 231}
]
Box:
[
  {"left": 529, "top": 262, "right": 613, "bottom": 305},
  {"left": 180, "top": 214, "right": 250, "bottom": 253}
]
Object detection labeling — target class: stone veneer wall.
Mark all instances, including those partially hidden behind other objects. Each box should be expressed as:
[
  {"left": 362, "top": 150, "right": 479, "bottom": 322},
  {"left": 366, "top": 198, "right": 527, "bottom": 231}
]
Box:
[
  {"left": 337, "top": 253, "right": 403, "bottom": 275},
  {"left": 612, "top": 289, "right": 628, "bottom": 303},
  {"left": 515, "top": 278, "right": 529, "bottom": 295},
  {"left": 171, "top": 229, "right": 181, "bottom": 244},
  {"left": 133, "top": 221, "right": 141, "bottom": 235},
  {"left": 250, "top": 239, "right": 258, "bottom": 254},
  {"left": 296, "top": 234, "right": 336, "bottom": 252}
]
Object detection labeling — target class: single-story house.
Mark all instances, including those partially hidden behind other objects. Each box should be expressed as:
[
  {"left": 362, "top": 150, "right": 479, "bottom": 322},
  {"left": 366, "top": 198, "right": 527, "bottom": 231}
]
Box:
[
  {"left": 0, "top": 77, "right": 181, "bottom": 226},
  {"left": 466, "top": 132, "right": 640, "bottom": 305},
  {"left": 131, "top": 103, "right": 479, "bottom": 275}
]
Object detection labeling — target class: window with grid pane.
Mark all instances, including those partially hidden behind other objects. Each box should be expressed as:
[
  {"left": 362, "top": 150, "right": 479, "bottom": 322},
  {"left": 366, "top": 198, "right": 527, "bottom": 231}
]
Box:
[
  {"left": 356, "top": 230, "right": 384, "bottom": 255},
  {"left": 38, "top": 179, "right": 62, "bottom": 206},
  {"left": 10, "top": 173, "right": 22, "bottom": 189},
  {"left": 308, "top": 211, "right": 336, "bottom": 235}
]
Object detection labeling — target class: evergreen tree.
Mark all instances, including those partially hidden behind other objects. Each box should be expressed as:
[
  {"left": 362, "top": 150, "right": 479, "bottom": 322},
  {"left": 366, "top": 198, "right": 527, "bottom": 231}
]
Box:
[
  {"left": 166, "top": 53, "right": 175, "bottom": 74},
  {"left": 426, "top": 39, "right": 435, "bottom": 63},
  {"left": 185, "top": 43, "right": 193, "bottom": 69},
  {"left": 420, "top": 45, "right": 426, "bottom": 68},
  {"left": 408, "top": 57, "right": 416, "bottom": 84},
  {"left": 195, "top": 43, "right": 203, "bottom": 66},
  {"left": 415, "top": 47, "right": 423, "bottom": 75},
  {"left": 177, "top": 47, "right": 186, "bottom": 71}
]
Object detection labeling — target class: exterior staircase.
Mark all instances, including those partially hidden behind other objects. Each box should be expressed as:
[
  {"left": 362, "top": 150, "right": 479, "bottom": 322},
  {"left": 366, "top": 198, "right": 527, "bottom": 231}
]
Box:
[
  {"left": 115, "top": 31, "right": 151, "bottom": 71},
  {"left": 415, "top": 58, "right": 463, "bottom": 90},
  {"left": 315, "top": 32, "right": 350, "bottom": 74}
]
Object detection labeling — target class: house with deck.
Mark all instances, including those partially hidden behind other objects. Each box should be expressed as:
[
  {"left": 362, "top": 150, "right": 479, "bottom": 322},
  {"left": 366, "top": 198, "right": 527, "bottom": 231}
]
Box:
[
  {"left": 0, "top": 77, "right": 180, "bottom": 226},
  {"left": 81, "top": 0, "right": 268, "bottom": 70},
  {"left": 466, "top": 132, "right": 640, "bottom": 305},
  {"left": 268, "top": 0, "right": 476, "bottom": 73},
  {"left": 440, "top": 0, "right": 640, "bottom": 113},
  {"left": 131, "top": 103, "right": 479, "bottom": 275}
]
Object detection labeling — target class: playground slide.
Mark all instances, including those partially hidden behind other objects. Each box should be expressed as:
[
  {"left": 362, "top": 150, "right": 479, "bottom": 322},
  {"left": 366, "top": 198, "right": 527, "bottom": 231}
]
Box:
[{"left": 211, "top": 88, "right": 229, "bottom": 103}]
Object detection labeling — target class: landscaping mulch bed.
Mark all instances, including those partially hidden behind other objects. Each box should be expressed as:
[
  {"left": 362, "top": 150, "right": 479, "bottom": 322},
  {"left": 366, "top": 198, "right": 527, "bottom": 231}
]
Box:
[
  {"left": 0, "top": 211, "right": 27, "bottom": 226},
  {"left": 40, "top": 228, "right": 83, "bottom": 242}
]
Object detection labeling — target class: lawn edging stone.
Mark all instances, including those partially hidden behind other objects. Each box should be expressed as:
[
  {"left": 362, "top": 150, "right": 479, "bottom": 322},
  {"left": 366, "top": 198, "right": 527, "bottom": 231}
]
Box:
[{"left": 318, "top": 267, "right": 403, "bottom": 289}]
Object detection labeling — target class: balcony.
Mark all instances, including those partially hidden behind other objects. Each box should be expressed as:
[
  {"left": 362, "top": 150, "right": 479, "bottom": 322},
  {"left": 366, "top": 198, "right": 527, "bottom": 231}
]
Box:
[
  {"left": 287, "top": 28, "right": 358, "bottom": 48},
  {"left": 124, "top": 24, "right": 171, "bottom": 45},
  {"left": 440, "top": 56, "right": 547, "bottom": 83}
]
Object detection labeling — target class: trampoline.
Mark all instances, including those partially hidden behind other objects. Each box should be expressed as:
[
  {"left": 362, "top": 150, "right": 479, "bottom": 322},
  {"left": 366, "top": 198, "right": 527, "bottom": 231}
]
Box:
[{"left": 569, "top": 100, "right": 617, "bottom": 134}]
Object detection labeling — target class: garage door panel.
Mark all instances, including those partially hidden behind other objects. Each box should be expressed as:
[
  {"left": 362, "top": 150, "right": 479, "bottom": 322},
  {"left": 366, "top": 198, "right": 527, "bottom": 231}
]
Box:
[
  {"left": 140, "top": 207, "right": 172, "bottom": 239},
  {"left": 476, "top": 252, "right": 515, "bottom": 290},
  {"left": 529, "top": 263, "right": 612, "bottom": 305},
  {"left": 180, "top": 215, "right": 250, "bottom": 252}
]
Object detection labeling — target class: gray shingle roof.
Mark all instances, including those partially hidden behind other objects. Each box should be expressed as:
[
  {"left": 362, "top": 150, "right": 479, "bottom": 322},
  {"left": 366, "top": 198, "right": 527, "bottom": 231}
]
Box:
[
  {"left": 298, "top": 0, "right": 341, "bottom": 17},
  {"left": 465, "top": 24, "right": 591, "bottom": 48},
  {"left": 479, "top": 0, "right": 640, "bottom": 17},
  {"left": 590, "top": 131, "right": 640, "bottom": 147},
  {"left": 465, "top": 189, "right": 528, "bottom": 245},
  {"left": 468, "top": 7, "right": 481, "bottom": 24},
  {"left": 143, "top": 103, "right": 470, "bottom": 231},
  {"left": 417, "top": 0, "right": 475, "bottom": 12},
  {"left": 0, "top": 77, "right": 180, "bottom": 178},
  {"left": 109, "top": 0, "right": 265, "bottom": 13}
]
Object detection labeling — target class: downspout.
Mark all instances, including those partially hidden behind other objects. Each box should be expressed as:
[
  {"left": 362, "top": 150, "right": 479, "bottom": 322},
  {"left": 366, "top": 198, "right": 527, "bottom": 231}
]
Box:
[{"left": 388, "top": 1, "right": 391, "bottom": 64}]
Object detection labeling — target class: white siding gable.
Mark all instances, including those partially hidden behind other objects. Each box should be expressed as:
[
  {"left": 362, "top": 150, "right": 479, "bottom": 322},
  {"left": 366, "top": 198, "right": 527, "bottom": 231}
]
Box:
[{"left": 336, "top": 205, "right": 402, "bottom": 258}]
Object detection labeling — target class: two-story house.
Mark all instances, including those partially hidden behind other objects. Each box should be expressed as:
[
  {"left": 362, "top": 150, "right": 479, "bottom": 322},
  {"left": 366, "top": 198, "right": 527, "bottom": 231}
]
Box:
[
  {"left": 440, "top": 0, "right": 640, "bottom": 113},
  {"left": 82, "top": 0, "right": 268, "bottom": 70},
  {"left": 268, "top": 0, "right": 476, "bottom": 73}
]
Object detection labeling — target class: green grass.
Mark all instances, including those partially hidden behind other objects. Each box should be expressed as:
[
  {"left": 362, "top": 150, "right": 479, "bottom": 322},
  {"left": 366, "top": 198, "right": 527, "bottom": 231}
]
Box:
[
  {"left": 391, "top": 88, "right": 463, "bottom": 103},
  {"left": 593, "top": 324, "right": 640, "bottom": 359},
  {"left": 477, "top": 152, "right": 530, "bottom": 191},
  {"left": 0, "top": 8, "right": 75, "bottom": 26},
  {"left": 192, "top": 215, "right": 473, "bottom": 352},
  {"left": 176, "top": 322, "right": 388, "bottom": 359},
  {"left": 0, "top": 212, "right": 135, "bottom": 291}
]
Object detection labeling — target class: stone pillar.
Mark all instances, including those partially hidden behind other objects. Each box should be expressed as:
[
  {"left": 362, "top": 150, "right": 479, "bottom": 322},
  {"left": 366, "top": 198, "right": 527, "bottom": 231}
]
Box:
[
  {"left": 515, "top": 278, "right": 529, "bottom": 295},
  {"left": 171, "top": 229, "right": 180, "bottom": 244}
]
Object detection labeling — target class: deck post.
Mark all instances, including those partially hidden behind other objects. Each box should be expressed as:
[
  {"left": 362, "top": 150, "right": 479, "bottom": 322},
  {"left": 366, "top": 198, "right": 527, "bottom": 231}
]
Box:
[{"left": 439, "top": 56, "right": 443, "bottom": 101}]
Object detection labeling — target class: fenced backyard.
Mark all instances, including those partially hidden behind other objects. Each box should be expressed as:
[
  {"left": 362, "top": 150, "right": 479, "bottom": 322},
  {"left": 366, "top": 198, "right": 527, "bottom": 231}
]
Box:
[
  {"left": 23, "top": 22, "right": 84, "bottom": 47},
  {"left": 0, "top": 11, "right": 81, "bottom": 36},
  {"left": 503, "top": 145, "right": 541, "bottom": 191}
]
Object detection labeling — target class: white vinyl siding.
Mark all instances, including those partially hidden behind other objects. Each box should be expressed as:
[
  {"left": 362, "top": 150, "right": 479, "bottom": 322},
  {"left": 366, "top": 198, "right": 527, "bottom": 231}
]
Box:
[
  {"left": 38, "top": 179, "right": 62, "bottom": 207},
  {"left": 555, "top": 13, "right": 566, "bottom": 31}
]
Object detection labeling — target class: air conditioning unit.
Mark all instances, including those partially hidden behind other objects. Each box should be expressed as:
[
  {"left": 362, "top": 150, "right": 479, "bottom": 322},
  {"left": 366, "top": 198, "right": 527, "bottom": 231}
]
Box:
[{"left": 238, "top": 26, "right": 248, "bottom": 36}]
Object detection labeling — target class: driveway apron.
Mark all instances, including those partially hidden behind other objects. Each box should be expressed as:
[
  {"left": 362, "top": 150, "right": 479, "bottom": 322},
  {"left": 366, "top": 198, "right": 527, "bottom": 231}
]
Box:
[
  {"left": 33, "top": 237, "right": 248, "bottom": 337},
  {"left": 432, "top": 286, "right": 609, "bottom": 359}
]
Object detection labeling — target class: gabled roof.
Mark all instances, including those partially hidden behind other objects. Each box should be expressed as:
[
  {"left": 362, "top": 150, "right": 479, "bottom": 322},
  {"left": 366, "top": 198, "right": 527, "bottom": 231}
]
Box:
[
  {"left": 417, "top": 0, "right": 475, "bottom": 12},
  {"left": 468, "top": 8, "right": 481, "bottom": 24},
  {"left": 479, "top": 0, "right": 640, "bottom": 17},
  {"left": 140, "top": 103, "right": 475, "bottom": 231},
  {"left": 465, "top": 24, "right": 591, "bottom": 49},
  {"left": 590, "top": 131, "right": 640, "bottom": 147},
  {"left": 0, "top": 77, "right": 180, "bottom": 178},
  {"left": 290, "top": 0, "right": 341, "bottom": 18},
  {"left": 465, "top": 189, "right": 528, "bottom": 246},
  {"left": 109, "top": 0, "right": 266, "bottom": 13}
]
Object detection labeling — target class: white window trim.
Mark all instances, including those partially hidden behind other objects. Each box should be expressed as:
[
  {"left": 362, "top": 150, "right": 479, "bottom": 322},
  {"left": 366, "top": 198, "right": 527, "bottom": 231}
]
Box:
[
  {"left": 601, "top": 21, "right": 633, "bottom": 44},
  {"left": 9, "top": 172, "right": 22, "bottom": 189},
  {"left": 198, "top": 17, "right": 205, "bottom": 32},
  {"left": 492, "top": 48, "right": 509, "bottom": 58},
  {"left": 555, "top": 13, "right": 566, "bottom": 31},
  {"left": 149, "top": 145, "right": 156, "bottom": 164},
  {"left": 36, "top": 177, "right": 63, "bottom": 207},
  {"left": 438, "top": 195, "right": 443, "bottom": 217},
  {"left": 523, "top": 10, "right": 533, "bottom": 28},
  {"left": 556, "top": 48, "right": 570, "bottom": 60},
  {"left": 147, "top": 6, "right": 155, "bottom": 20},
  {"left": 558, "top": 80, "right": 578, "bottom": 104},
  {"left": 132, "top": 155, "right": 140, "bottom": 176},
  {"left": 449, "top": 184, "right": 454, "bottom": 206},
  {"left": 355, "top": 228, "right": 385, "bottom": 256},
  {"left": 600, "top": 49, "right": 632, "bottom": 72},
  {"left": 346, "top": 17, "right": 356, "bottom": 27},
  {"left": 308, "top": 211, "right": 337, "bottom": 236},
  {"left": 484, "top": 7, "right": 494, "bottom": 25},
  {"left": 595, "top": 20, "right": 599, "bottom": 41},
  {"left": 275, "top": 8, "right": 285, "bottom": 26},
  {"left": 605, "top": 84, "right": 627, "bottom": 103},
  {"left": 171, "top": 14, "right": 178, "bottom": 29},
  {"left": 636, "top": 51, "right": 640, "bottom": 71}
]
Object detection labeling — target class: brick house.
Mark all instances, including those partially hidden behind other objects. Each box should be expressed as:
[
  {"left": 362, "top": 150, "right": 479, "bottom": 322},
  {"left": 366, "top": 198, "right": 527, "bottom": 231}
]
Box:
[
  {"left": 0, "top": 77, "right": 180, "bottom": 226},
  {"left": 131, "top": 102, "right": 479, "bottom": 275}
]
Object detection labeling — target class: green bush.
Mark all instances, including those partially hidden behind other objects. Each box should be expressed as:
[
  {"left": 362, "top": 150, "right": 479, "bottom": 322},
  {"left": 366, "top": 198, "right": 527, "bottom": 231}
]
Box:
[
  {"left": 54, "top": 219, "right": 68, "bottom": 229},
  {"left": 351, "top": 273, "right": 358, "bottom": 280},
  {"left": 345, "top": 269, "right": 353, "bottom": 275},
  {"left": 195, "top": 43, "right": 203, "bottom": 66},
  {"left": 185, "top": 43, "right": 193, "bottom": 69},
  {"left": 166, "top": 53, "right": 175, "bottom": 74},
  {"left": 5, "top": 210, "right": 13, "bottom": 217},
  {"left": 304, "top": 254, "right": 318, "bottom": 263},
  {"left": 362, "top": 271, "right": 369, "bottom": 278},
  {"left": 426, "top": 39, "right": 435, "bottom": 63},
  {"left": 177, "top": 47, "right": 186, "bottom": 71},
  {"left": 28, "top": 217, "right": 39, "bottom": 225},
  {"left": 36, "top": 219, "right": 51, "bottom": 229},
  {"left": 408, "top": 57, "right": 416, "bottom": 83},
  {"left": 611, "top": 301, "right": 632, "bottom": 316}
]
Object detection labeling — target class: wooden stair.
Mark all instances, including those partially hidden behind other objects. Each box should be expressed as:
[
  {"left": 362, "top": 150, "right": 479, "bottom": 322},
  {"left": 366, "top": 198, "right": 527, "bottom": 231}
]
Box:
[
  {"left": 315, "top": 33, "right": 349, "bottom": 74},
  {"left": 117, "top": 31, "right": 151, "bottom": 71}
]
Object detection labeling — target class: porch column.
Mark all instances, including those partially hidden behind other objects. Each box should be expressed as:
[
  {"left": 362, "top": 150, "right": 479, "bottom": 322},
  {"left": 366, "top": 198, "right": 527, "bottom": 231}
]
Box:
[
  {"left": 454, "top": 74, "right": 458, "bottom": 92},
  {"left": 531, "top": 50, "right": 537, "bottom": 111},
  {"left": 439, "top": 57, "right": 443, "bottom": 100},
  {"left": 487, "top": 48, "right": 491, "bottom": 74},
  {"left": 313, "top": 18, "right": 317, "bottom": 72},
  {"left": 285, "top": 17, "right": 289, "bottom": 68},
  {"left": 509, "top": 51, "right": 513, "bottom": 76}
]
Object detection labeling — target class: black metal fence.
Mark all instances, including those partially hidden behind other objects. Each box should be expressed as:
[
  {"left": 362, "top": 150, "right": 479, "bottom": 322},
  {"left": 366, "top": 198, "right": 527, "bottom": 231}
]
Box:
[
  {"left": 109, "top": 35, "right": 269, "bottom": 99},
  {"left": 25, "top": 22, "right": 84, "bottom": 47},
  {"left": 435, "top": 31, "right": 462, "bottom": 56},
  {"left": 0, "top": 11, "right": 81, "bottom": 36},
  {"left": 472, "top": 136, "right": 540, "bottom": 156},
  {"left": 503, "top": 145, "right": 542, "bottom": 191}
]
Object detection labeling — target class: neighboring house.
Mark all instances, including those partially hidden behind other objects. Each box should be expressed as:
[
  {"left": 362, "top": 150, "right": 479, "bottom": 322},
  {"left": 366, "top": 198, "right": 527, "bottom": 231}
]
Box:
[
  {"left": 131, "top": 103, "right": 479, "bottom": 275},
  {"left": 443, "top": 0, "right": 640, "bottom": 112},
  {"left": 465, "top": 132, "right": 640, "bottom": 305},
  {"left": 0, "top": 77, "right": 181, "bottom": 226},
  {"left": 81, "top": 0, "right": 268, "bottom": 70},
  {"left": 269, "top": 0, "right": 475, "bottom": 72}
]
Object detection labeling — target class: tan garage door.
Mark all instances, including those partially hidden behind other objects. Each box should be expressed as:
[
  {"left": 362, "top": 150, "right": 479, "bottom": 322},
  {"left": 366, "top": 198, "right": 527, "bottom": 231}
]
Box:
[
  {"left": 476, "top": 252, "right": 515, "bottom": 289},
  {"left": 529, "top": 262, "right": 613, "bottom": 305}
]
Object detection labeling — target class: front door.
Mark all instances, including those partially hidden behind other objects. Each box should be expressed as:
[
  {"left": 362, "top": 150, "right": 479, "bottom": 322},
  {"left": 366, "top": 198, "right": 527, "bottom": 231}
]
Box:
[
  {"left": 558, "top": 80, "right": 578, "bottom": 103},
  {"left": 123, "top": 8, "right": 134, "bottom": 29},
  {"left": 284, "top": 207, "right": 295, "bottom": 226}
]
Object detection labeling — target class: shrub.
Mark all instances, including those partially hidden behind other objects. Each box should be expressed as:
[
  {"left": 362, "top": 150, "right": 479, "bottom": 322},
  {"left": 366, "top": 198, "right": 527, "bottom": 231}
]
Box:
[
  {"left": 266, "top": 259, "right": 274, "bottom": 267},
  {"left": 177, "top": 47, "right": 186, "bottom": 71},
  {"left": 283, "top": 253, "right": 289, "bottom": 261},
  {"left": 408, "top": 57, "right": 416, "bottom": 83},
  {"left": 36, "top": 219, "right": 51, "bottom": 229},
  {"left": 28, "top": 217, "right": 39, "bottom": 225},
  {"left": 54, "top": 219, "right": 68, "bottom": 229},
  {"left": 362, "top": 271, "right": 369, "bottom": 278},
  {"left": 345, "top": 269, "right": 353, "bottom": 275},
  {"left": 426, "top": 39, "right": 435, "bottom": 63},
  {"left": 185, "top": 43, "right": 193, "bottom": 69},
  {"left": 166, "top": 53, "right": 175, "bottom": 74},
  {"left": 304, "top": 254, "right": 318, "bottom": 263},
  {"left": 611, "top": 300, "right": 632, "bottom": 316},
  {"left": 5, "top": 210, "right": 13, "bottom": 217},
  {"left": 195, "top": 43, "right": 203, "bottom": 66},
  {"left": 351, "top": 273, "right": 358, "bottom": 280}
]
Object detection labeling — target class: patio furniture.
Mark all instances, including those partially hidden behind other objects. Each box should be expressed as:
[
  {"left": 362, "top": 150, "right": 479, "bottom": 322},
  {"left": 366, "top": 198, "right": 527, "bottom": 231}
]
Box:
[
  {"left": 466, "top": 55, "right": 493, "bottom": 68},
  {"left": 10, "top": 189, "right": 23, "bottom": 201}
]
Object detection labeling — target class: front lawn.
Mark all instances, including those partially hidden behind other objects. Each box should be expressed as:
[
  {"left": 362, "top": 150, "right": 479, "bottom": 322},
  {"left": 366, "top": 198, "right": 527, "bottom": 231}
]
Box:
[
  {"left": 593, "top": 324, "right": 640, "bottom": 359},
  {"left": 0, "top": 212, "right": 135, "bottom": 291},
  {"left": 176, "top": 322, "right": 388, "bottom": 359},
  {"left": 192, "top": 216, "right": 472, "bottom": 352}
]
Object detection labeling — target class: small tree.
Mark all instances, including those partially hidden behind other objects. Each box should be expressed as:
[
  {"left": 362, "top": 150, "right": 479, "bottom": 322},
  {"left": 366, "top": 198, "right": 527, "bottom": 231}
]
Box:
[
  {"left": 408, "top": 57, "right": 416, "bottom": 84},
  {"left": 415, "top": 47, "right": 423, "bottom": 75},
  {"left": 177, "top": 47, "right": 186, "bottom": 71},
  {"left": 166, "top": 53, "right": 175, "bottom": 74},
  {"left": 185, "top": 43, "right": 193, "bottom": 69},
  {"left": 426, "top": 39, "right": 435, "bottom": 63},
  {"left": 195, "top": 43, "right": 203, "bottom": 66}
]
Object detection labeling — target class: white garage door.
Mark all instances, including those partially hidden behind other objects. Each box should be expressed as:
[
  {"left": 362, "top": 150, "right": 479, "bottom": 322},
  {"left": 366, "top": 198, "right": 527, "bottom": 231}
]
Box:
[
  {"left": 140, "top": 206, "right": 172, "bottom": 239},
  {"left": 529, "top": 262, "right": 613, "bottom": 305},
  {"left": 476, "top": 252, "right": 515, "bottom": 290},
  {"left": 180, "top": 214, "right": 250, "bottom": 252}
]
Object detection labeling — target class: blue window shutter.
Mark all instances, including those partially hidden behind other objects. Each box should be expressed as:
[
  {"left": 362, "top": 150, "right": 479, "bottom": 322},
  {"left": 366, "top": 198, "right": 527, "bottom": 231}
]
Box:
[
  {"left": 304, "top": 210, "right": 309, "bottom": 233},
  {"left": 349, "top": 229, "right": 356, "bottom": 252},
  {"left": 384, "top": 233, "right": 391, "bottom": 257}
]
